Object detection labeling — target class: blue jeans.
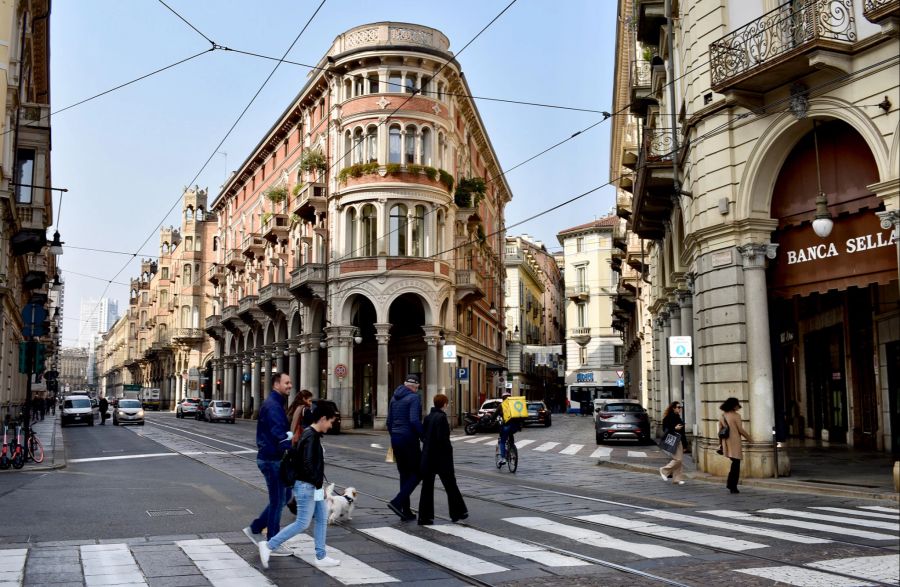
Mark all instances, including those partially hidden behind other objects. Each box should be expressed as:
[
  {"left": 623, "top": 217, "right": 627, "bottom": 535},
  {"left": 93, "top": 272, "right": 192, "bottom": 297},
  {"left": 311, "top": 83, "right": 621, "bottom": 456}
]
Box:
[
  {"left": 498, "top": 423, "right": 516, "bottom": 458},
  {"left": 267, "top": 481, "right": 328, "bottom": 559},
  {"left": 250, "top": 458, "right": 288, "bottom": 540}
]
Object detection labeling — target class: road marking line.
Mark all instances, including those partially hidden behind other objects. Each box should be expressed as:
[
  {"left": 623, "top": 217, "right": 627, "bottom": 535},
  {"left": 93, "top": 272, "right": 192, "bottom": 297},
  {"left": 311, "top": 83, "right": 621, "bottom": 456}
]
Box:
[
  {"left": 81, "top": 544, "right": 147, "bottom": 586},
  {"left": 69, "top": 452, "right": 177, "bottom": 463},
  {"left": 759, "top": 508, "right": 900, "bottom": 531},
  {"left": 861, "top": 506, "right": 900, "bottom": 514},
  {"left": 533, "top": 442, "right": 559, "bottom": 452},
  {"left": 281, "top": 534, "right": 400, "bottom": 584},
  {"left": 640, "top": 510, "right": 830, "bottom": 544},
  {"left": 589, "top": 447, "right": 612, "bottom": 458},
  {"left": 369, "top": 443, "right": 384, "bottom": 449},
  {"left": 810, "top": 507, "right": 900, "bottom": 520},
  {"left": 808, "top": 554, "right": 900, "bottom": 584},
  {"left": 426, "top": 525, "right": 590, "bottom": 567},
  {"left": 626, "top": 451, "right": 647, "bottom": 457},
  {"left": 146, "top": 422, "right": 256, "bottom": 451},
  {"left": 700, "top": 510, "right": 897, "bottom": 541},
  {"left": 514, "top": 439, "right": 535, "bottom": 449},
  {"left": 463, "top": 436, "right": 495, "bottom": 444},
  {"left": 736, "top": 565, "right": 875, "bottom": 586},
  {"left": 360, "top": 527, "right": 507, "bottom": 575},
  {"left": 449, "top": 435, "right": 469, "bottom": 442},
  {"left": 560, "top": 444, "right": 584, "bottom": 455},
  {"left": 0, "top": 549, "right": 27, "bottom": 586},
  {"left": 576, "top": 514, "right": 767, "bottom": 552},
  {"left": 504, "top": 517, "right": 687, "bottom": 559},
  {"left": 177, "top": 538, "right": 273, "bottom": 586},
  {"left": 231, "top": 450, "right": 256, "bottom": 454}
]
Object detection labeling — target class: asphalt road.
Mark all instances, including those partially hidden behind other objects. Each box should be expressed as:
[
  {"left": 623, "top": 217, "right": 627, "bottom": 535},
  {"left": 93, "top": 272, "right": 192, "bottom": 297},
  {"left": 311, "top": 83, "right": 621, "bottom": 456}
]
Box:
[{"left": 1, "top": 411, "right": 897, "bottom": 586}]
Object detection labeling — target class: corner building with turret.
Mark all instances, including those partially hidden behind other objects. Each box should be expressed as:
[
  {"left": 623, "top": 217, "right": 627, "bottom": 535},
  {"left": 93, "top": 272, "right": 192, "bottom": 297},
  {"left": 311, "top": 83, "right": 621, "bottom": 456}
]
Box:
[{"left": 204, "top": 23, "right": 510, "bottom": 427}]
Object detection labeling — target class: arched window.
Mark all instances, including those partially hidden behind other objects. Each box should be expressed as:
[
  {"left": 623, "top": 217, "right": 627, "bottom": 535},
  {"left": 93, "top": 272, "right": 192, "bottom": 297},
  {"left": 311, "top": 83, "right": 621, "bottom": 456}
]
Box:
[
  {"left": 353, "top": 128, "right": 364, "bottom": 164},
  {"left": 182, "top": 264, "right": 192, "bottom": 285},
  {"left": 347, "top": 207, "right": 358, "bottom": 257},
  {"left": 212, "top": 236, "right": 219, "bottom": 251},
  {"left": 181, "top": 306, "right": 190, "bottom": 328},
  {"left": 192, "top": 305, "right": 200, "bottom": 328},
  {"left": 389, "top": 126, "right": 401, "bottom": 163},
  {"left": 436, "top": 210, "right": 445, "bottom": 257},
  {"left": 185, "top": 208, "right": 194, "bottom": 220},
  {"left": 362, "top": 204, "right": 377, "bottom": 256},
  {"left": 185, "top": 236, "right": 193, "bottom": 251},
  {"left": 389, "top": 204, "right": 408, "bottom": 256},
  {"left": 420, "top": 127, "right": 432, "bottom": 166},
  {"left": 366, "top": 126, "right": 377, "bottom": 163},
  {"left": 438, "top": 133, "right": 446, "bottom": 169},
  {"left": 140, "top": 311, "right": 147, "bottom": 325},
  {"left": 405, "top": 125, "right": 416, "bottom": 164},
  {"left": 344, "top": 130, "right": 353, "bottom": 168},
  {"left": 343, "top": 78, "right": 352, "bottom": 100},
  {"left": 160, "top": 290, "right": 168, "bottom": 306},
  {"left": 196, "top": 208, "right": 204, "bottom": 221},
  {"left": 411, "top": 205, "right": 426, "bottom": 256}
]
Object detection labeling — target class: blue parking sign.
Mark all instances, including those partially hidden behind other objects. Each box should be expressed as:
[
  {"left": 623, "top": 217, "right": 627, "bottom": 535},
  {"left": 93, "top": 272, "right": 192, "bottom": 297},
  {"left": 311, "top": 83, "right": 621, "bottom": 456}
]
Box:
[{"left": 457, "top": 367, "right": 469, "bottom": 381}]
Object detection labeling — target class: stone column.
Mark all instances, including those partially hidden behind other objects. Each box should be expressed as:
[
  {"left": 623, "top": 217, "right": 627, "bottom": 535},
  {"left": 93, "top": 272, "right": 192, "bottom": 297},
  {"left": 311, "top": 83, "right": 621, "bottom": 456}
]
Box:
[
  {"left": 374, "top": 323, "right": 391, "bottom": 430},
  {"left": 243, "top": 353, "right": 253, "bottom": 419},
  {"left": 275, "top": 343, "right": 287, "bottom": 377},
  {"left": 325, "top": 325, "right": 355, "bottom": 427},
  {"left": 307, "top": 334, "right": 322, "bottom": 397},
  {"left": 423, "top": 325, "right": 441, "bottom": 415},
  {"left": 211, "top": 359, "right": 220, "bottom": 400},
  {"left": 667, "top": 302, "right": 682, "bottom": 403},
  {"left": 651, "top": 317, "right": 661, "bottom": 419},
  {"left": 252, "top": 351, "right": 263, "bottom": 419},
  {"left": 224, "top": 358, "right": 234, "bottom": 411},
  {"left": 658, "top": 311, "right": 671, "bottom": 416},
  {"left": 876, "top": 210, "right": 900, "bottom": 297},
  {"left": 262, "top": 346, "right": 274, "bottom": 409},
  {"left": 678, "top": 289, "right": 698, "bottom": 434}
]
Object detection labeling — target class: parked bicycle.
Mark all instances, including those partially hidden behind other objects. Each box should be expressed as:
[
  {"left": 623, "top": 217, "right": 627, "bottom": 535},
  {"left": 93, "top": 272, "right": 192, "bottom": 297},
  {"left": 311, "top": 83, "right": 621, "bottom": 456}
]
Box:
[{"left": 5, "top": 417, "right": 43, "bottom": 469}]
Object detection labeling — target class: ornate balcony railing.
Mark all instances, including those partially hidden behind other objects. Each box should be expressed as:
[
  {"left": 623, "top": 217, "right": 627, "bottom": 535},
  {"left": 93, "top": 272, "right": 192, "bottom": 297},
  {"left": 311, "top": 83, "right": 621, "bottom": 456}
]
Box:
[
  {"left": 863, "top": 0, "right": 899, "bottom": 22},
  {"left": 710, "top": 0, "right": 856, "bottom": 91},
  {"left": 641, "top": 127, "right": 676, "bottom": 162},
  {"left": 631, "top": 60, "right": 652, "bottom": 88}
]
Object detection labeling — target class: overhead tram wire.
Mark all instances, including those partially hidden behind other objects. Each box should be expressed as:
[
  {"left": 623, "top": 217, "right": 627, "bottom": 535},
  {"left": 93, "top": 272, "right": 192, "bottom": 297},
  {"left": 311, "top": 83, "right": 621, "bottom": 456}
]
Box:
[{"left": 156, "top": 0, "right": 216, "bottom": 47}]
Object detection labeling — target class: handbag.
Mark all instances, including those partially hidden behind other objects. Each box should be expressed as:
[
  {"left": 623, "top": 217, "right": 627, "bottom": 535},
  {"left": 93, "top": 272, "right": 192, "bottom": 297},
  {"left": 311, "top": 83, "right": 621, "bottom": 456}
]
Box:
[
  {"left": 661, "top": 432, "right": 681, "bottom": 456},
  {"left": 718, "top": 418, "right": 730, "bottom": 439},
  {"left": 279, "top": 447, "right": 299, "bottom": 486},
  {"left": 385, "top": 446, "right": 395, "bottom": 463}
]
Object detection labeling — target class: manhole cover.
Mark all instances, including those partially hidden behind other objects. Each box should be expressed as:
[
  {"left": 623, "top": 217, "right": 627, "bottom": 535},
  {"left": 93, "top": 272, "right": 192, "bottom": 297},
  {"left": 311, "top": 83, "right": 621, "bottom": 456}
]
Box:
[{"left": 146, "top": 508, "right": 194, "bottom": 517}]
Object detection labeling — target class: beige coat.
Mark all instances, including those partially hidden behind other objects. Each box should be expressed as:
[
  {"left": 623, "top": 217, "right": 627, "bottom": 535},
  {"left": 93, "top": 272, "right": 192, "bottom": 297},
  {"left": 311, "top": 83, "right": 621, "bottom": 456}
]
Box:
[{"left": 720, "top": 410, "right": 751, "bottom": 460}]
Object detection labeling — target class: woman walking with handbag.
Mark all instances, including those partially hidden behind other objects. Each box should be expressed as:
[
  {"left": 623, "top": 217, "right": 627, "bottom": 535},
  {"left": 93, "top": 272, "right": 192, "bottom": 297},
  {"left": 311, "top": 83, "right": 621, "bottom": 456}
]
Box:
[
  {"left": 659, "top": 401, "right": 686, "bottom": 485},
  {"left": 720, "top": 397, "right": 752, "bottom": 494},
  {"left": 417, "top": 394, "right": 468, "bottom": 525}
]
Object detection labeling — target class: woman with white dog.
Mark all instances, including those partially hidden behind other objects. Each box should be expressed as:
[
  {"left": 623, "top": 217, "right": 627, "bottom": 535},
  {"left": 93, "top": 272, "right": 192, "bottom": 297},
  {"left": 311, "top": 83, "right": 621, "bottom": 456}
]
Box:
[
  {"left": 417, "top": 393, "right": 468, "bottom": 525},
  {"left": 258, "top": 402, "right": 341, "bottom": 570}
]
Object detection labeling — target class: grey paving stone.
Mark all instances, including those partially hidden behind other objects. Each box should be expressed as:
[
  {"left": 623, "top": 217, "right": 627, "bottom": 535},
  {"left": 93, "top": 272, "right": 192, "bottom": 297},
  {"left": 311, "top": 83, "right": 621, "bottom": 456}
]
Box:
[
  {"left": 138, "top": 563, "right": 204, "bottom": 578},
  {"left": 36, "top": 540, "right": 96, "bottom": 547},
  {"left": 21, "top": 571, "right": 84, "bottom": 583},
  {"left": 146, "top": 575, "right": 212, "bottom": 587}
]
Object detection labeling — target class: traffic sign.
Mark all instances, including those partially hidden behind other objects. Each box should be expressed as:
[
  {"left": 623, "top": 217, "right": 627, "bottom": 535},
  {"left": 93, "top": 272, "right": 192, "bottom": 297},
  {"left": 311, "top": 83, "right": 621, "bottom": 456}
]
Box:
[
  {"left": 457, "top": 367, "right": 469, "bottom": 381},
  {"left": 22, "top": 303, "right": 47, "bottom": 338},
  {"left": 334, "top": 363, "right": 348, "bottom": 379},
  {"left": 442, "top": 344, "right": 457, "bottom": 363},
  {"left": 669, "top": 335, "right": 693, "bottom": 365},
  {"left": 123, "top": 384, "right": 141, "bottom": 391},
  {"left": 616, "top": 378, "right": 625, "bottom": 387}
]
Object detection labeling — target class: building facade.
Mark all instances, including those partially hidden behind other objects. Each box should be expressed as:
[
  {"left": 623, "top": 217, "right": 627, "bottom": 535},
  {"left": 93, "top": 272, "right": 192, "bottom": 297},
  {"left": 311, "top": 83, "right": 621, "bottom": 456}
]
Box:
[
  {"left": 504, "top": 234, "right": 565, "bottom": 403},
  {"left": 59, "top": 347, "right": 89, "bottom": 393},
  {"left": 613, "top": 0, "right": 900, "bottom": 476},
  {"left": 557, "top": 217, "right": 625, "bottom": 408},
  {"left": 0, "top": 0, "right": 57, "bottom": 422}
]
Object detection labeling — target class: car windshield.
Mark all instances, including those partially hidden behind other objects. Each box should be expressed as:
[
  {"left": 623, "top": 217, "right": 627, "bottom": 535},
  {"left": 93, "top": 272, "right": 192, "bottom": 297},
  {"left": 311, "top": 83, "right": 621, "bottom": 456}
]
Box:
[
  {"left": 65, "top": 399, "right": 91, "bottom": 409},
  {"left": 184, "top": 399, "right": 199, "bottom": 404},
  {"left": 119, "top": 400, "right": 141, "bottom": 408},
  {"left": 215, "top": 402, "right": 231, "bottom": 408},
  {"left": 527, "top": 403, "right": 543, "bottom": 410},
  {"left": 482, "top": 401, "right": 500, "bottom": 410},
  {"left": 604, "top": 404, "right": 644, "bottom": 413}
]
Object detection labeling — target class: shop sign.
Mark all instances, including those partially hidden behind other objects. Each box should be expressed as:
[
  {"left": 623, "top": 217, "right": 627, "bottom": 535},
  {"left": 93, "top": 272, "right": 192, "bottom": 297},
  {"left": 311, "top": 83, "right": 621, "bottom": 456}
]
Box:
[{"left": 576, "top": 372, "right": 594, "bottom": 382}]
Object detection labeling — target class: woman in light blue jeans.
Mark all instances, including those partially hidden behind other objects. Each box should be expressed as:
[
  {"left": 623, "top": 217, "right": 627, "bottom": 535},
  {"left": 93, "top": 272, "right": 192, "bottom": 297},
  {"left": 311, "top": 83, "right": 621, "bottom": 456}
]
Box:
[{"left": 267, "top": 481, "right": 327, "bottom": 557}]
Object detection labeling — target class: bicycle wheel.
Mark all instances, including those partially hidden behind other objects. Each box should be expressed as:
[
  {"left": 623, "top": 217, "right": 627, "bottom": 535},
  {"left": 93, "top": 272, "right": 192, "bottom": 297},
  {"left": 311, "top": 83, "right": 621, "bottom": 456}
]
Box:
[
  {"left": 29, "top": 435, "right": 44, "bottom": 464},
  {"left": 507, "top": 442, "right": 518, "bottom": 473}
]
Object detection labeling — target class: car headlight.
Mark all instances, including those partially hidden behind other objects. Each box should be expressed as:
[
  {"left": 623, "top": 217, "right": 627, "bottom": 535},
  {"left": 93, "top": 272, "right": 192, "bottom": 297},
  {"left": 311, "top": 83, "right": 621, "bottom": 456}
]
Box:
[
  {"left": 137, "top": 410, "right": 144, "bottom": 417},
  {"left": 118, "top": 410, "right": 125, "bottom": 416}
]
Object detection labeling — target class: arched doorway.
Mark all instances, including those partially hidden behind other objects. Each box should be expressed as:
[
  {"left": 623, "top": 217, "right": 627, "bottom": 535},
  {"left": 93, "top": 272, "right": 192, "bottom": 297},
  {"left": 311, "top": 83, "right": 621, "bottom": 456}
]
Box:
[
  {"left": 766, "top": 119, "right": 897, "bottom": 451},
  {"left": 348, "top": 295, "right": 377, "bottom": 427},
  {"left": 388, "top": 293, "right": 427, "bottom": 408}
]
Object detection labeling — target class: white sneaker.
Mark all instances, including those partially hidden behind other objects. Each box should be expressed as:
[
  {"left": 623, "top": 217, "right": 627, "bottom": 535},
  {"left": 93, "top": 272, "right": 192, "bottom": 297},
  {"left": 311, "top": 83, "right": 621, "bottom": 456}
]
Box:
[
  {"left": 269, "top": 545, "right": 293, "bottom": 557},
  {"left": 676, "top": 481, "right": 686, "bottom": 485},
  {"left": 498, "top": 459, "right": 506, "bottom": 466},
  {"left": 243, "top": 526, "right": 261, "bottom": 543},
  {"left": 258, "top": 541, "right": 271, "bottom": 569},
  {"left": 314, "top": 556, "right": 341, "bottom": 567},
  {"left": 659, "top": 468, "right": 668, "bottom": 482}
]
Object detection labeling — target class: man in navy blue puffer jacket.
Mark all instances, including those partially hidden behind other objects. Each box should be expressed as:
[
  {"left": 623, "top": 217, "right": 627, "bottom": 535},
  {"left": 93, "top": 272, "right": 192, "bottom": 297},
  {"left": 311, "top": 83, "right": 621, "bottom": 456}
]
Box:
[{"left": 386, "top": 374, "right": 424, "bottom": 520}]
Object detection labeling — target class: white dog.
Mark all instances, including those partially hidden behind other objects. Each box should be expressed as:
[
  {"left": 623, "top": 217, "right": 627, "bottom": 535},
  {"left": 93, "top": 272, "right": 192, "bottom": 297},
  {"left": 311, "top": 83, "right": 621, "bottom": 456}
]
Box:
[{"left": 325, "top": 483, "right": 358, "bottom": 525}]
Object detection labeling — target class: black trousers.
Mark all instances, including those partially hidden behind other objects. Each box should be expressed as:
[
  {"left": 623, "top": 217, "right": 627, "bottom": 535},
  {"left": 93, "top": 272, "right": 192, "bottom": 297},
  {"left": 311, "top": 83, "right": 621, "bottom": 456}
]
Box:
[
  {"left": 391, "top": 440, "right": 422, "bottom": 512},
  {"left": 727, "top": 457, "right": 741, "bottom": 490},
  {"left": 418, "top": 467, "right": 467, "bottom": 522}
]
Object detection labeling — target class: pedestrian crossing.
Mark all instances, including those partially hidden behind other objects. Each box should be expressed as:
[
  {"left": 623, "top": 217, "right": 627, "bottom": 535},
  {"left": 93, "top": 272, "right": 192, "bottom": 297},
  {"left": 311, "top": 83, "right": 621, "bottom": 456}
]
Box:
[
  {"left": 0, "top": 505, "right": 896, "bottom": 586},
  {"left": 449, "top": 434, "right": 658, "bottom": 459}
]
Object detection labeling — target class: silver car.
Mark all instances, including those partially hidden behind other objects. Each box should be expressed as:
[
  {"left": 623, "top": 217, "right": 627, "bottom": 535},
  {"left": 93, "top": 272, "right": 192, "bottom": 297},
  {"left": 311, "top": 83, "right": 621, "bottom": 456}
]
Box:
[
  {"left": 113, "top": 399, "right": 145, "bottom": 426},
  {"left": 205, "top": 400, "right": 235, "bottom": 424}
]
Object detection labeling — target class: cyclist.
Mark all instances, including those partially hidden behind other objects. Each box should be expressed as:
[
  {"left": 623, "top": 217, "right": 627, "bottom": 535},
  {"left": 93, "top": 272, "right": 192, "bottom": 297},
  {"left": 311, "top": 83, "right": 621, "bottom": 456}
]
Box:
[{"left": 493, "top": 391, "right": 522, "bottom": 466}]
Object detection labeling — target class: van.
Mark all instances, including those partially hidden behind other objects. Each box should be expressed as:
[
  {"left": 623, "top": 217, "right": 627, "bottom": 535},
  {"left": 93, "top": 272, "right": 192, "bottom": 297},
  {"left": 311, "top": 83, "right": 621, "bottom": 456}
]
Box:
[{"left": 61, "top": 395, "right": 95, "bottom": 427}]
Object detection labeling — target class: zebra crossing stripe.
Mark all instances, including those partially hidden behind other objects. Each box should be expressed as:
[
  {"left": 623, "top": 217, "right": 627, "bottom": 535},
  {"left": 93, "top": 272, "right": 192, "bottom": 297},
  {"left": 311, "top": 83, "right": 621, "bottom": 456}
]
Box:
[
  {"left": 504, "top": 517, "right": 687, "bottom": 559},
  {"left": 560, "top": 444, "right": 584, "bottom": 455},
  {"left": 861, "top": 506, "right": 900, "bottom": 514},
  {"left": 758, "top": 508, "right": 900, "bottom": 531},
  {"left": 640, "top": 510, "right": 830, "bottom": 544},
  {"left": 280, "top": 534, "right": 400, "bottom": 584},
  {"left": 426, "top": 524, "right": 590, "bottom": 567},
  {"left": 736, "top": 565, "right": 875, "bottom": 586},
  {"left": 576, "top": 514, "right": 767, "bottom": 552},
  {"left": 808, "top": 554, "right": 900, "bottom": 584},
  {"left": 360, "top": 527, "right": 507, "bottom": 575},
  {"left": 810, "top": 507, "right": 900, "bottom": 520},
  {"left": 177, "top": 538, "right": 273, "bottom": 586},
  {"left": 626, "top": 451, "right": 647, "bottom": 458},
  {"left": 700, "top": 510, "right": 898, "bottom": 541},
  {"left": 463, "top": 436, "right": 495, "bottom": 444},
  {"left": 533, "top": 442, "right": 559, "bottom": 452},
  {"left": 80, "top": 544, "right": 147, "bottom": 586},
  {"left": 515, "top": 439, "right": 536, "bottom": 449},
  {"left": 0, "top": 548, "right": 27, "bottom": 586},
  {"left": 450, "top": 435, "right": 469, "bottom": 442},
  {"left": 589, "top": 447, "right": 612, "bottom": 458}
]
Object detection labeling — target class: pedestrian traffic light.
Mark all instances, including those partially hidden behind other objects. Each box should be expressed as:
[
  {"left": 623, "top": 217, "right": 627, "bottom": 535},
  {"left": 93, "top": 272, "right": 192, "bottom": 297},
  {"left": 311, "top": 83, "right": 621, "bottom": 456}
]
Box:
[{"left": 33, "top": 343, "right": 46, "bottom": 374}]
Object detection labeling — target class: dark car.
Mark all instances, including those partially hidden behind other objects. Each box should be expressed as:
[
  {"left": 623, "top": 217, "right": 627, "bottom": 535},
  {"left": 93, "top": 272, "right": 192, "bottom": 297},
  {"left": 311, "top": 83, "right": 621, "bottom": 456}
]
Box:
[
  {"left": 194, "top": 399, "right": 212, "bottom": 421},
  {"left": 595, "top": 399, "right": 651, "bottom": 444},
  {"left": 311, "top": 399, "right": 341, "bottom": 434},
  {"left": 524, "top": 401, "right": 551, "bottom": 427}
]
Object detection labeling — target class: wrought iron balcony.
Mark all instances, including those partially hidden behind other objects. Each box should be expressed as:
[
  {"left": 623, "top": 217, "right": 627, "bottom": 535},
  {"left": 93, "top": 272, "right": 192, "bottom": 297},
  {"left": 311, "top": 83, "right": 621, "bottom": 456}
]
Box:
[
  {"left": 632, "top": 126, "right": 677, "bottom": 240},
  {"left": 710, "top": 0, "right": 857, "bottom": 93},
  {"left": 262, "top": 213, "right": 290, "bottom": 242},
  {"left": 630, "top": 60, "right": 656, "bottom": 116},
  {"left": 454, "top": 269, "right": 485, "bottom": 305},
  {"left": 565, "top": 285, "right": 590, "bottom": 301},
  {"left": 864, "top": 0, "right": 899, "bottom": 22}
]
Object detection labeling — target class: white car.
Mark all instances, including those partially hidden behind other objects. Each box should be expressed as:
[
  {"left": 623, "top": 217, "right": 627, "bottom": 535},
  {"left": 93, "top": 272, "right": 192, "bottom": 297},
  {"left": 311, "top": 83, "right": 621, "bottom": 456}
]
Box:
[
  {"left": 113, "top": 399, "right": 145, "bottom": 426},
  {"left": 61, "top": 395, "right": 95, "bottom": 427},
  {"left": 477, "top": 399, "right": 502, "bottom": 419}
]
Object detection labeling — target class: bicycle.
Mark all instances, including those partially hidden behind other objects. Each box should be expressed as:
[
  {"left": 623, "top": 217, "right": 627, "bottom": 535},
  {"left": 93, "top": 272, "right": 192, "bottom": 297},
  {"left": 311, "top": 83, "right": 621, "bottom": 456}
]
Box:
[
  {"left": 495, "top": 432, "right": 518, "bottom": 473},
  {"left": 27, "top": 430, "right": 44, "bottom": 464}
]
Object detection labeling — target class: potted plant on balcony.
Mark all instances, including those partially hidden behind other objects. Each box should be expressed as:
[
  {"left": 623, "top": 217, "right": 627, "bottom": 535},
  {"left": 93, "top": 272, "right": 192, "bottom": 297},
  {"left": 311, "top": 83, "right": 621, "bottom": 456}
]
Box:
[
  {"left": 454, "top": 177, "right": 486, "bottom": 208},
  {"left": 261, "top": 212, "right": 273, "bottom": 227},
  {"left": 299, "top": 148, "right": 328, "bottom": 175},
  {"left": 265, "top": 186, "right": 288, "bottom": 205}
]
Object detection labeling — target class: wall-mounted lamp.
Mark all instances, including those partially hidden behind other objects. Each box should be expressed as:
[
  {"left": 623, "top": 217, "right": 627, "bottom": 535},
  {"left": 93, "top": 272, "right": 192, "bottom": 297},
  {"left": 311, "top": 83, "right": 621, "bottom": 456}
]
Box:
[
  {"left": 48, "top": 231, "right": 64, "bottom": 255},
  {"left": 353, "top": 335, "right": 363, "bottom": 344},
  {"left": 810, "top": 120, "right": 833, "bottom": 239},
  {"left": 319, "top": 340, "right": 327, "bottom": 349},
  {"left": 489, "top": 302, "right": 497, "bottom": 316},
  {"left": 439, "top": 330, "right": 445, "bottom": 345},
  {"left": 51, "top": 273, "right": 62, "bottom": 291}
]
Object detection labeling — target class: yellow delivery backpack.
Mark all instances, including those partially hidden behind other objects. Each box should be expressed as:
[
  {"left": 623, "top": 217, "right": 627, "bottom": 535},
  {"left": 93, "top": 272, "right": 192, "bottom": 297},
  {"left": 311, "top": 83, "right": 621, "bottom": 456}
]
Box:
[{"left": 501, "top": 396, "right": 528, "bottom": 421}]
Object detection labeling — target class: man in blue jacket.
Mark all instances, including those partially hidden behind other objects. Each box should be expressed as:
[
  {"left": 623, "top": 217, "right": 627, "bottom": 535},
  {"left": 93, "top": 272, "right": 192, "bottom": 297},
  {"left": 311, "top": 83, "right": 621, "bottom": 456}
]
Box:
[
  {"left": 242, "top": 372, "right": 294, "bottom": 555},
  {"left": 386, "top": 374, "right": 423, "bottom": 521}
]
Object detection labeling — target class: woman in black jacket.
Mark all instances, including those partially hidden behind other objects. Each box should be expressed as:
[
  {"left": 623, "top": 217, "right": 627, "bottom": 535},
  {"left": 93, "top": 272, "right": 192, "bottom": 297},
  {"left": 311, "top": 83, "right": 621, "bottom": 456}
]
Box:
[
  {"left": 258, "top": 403, "right": 341, "bottom": 569},
  {"left": 659, "top": 401, "right": 686, "bottom": 485},
  {"left": 417, "top": 394, "right": 468, "bottom": 525}
]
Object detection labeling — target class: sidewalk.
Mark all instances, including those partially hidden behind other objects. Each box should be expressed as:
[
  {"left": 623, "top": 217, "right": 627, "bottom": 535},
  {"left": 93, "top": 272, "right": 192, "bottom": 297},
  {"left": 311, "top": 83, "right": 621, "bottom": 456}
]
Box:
[{"left": 0, "top": 412, "right": 65, "bottom": 473}]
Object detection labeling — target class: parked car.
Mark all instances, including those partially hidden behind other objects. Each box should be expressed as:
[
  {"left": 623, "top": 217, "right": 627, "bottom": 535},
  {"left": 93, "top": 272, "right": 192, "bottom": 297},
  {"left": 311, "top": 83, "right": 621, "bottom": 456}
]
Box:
[
  {"left": 61, "top": 395, "right": 95, "bottom": 427},
  {"left": 477, "top": 399, "right": 502, "bottom": 419},
  {"left": 310, "top": 399, "right": 341, "bottom": 434},
  {"left": 524, "top": 401, "right": 552, "bottom": 427},
  {"left": 594, "top": 399, "right": 651, "bottom": 444},
  {"left": 113, "top": 399, "right": 145, "bottom": 426},
  {"left": 176, "top": 398, "right": 202, "bottom": 418},
  {"left": 204, "top": 400, "right": 235, "bottom": 423},
  {"left": 194, "top": 399, "right": 212, "bottom": 421}
]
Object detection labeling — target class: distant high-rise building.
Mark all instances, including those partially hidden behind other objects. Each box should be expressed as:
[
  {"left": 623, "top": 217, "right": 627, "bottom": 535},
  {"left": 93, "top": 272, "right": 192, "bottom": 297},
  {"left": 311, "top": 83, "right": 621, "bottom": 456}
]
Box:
[{"left": 78, "top": 298, "right": 119, "bottom": 348}]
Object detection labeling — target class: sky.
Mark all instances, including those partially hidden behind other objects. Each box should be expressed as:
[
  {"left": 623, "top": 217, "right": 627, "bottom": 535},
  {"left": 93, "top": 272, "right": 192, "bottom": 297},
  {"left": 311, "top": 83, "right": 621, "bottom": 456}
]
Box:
[{"left": 49, "top": 0, "right": 617, "bottom": 347}]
